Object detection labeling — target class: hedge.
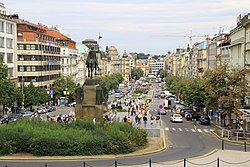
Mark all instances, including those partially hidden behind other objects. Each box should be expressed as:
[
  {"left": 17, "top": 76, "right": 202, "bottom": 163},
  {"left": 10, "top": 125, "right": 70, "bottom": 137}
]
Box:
[{"left": 0, "top": 119, "right": 147, "bottom": 156}]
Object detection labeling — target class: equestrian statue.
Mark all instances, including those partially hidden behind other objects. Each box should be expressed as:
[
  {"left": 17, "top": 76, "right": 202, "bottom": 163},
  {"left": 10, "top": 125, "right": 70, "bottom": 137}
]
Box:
[{"left": 86, "top": 46, "right": 99, "bottom": 79}]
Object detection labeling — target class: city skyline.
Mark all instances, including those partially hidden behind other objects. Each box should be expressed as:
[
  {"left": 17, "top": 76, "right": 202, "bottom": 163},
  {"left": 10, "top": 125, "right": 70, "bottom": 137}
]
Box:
[{"left": 2, "top": 0, "right": 250, "bottom": 55}]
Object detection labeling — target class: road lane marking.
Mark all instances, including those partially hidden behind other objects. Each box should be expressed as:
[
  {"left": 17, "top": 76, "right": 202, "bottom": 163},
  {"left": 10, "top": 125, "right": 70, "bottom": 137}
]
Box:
[
  {"left": 165, "top": 127, "right": 169, "bottom": 131},
  {"left": 178, "top": 128, "right": 182, "bottom": 131},
  {"left": 185, "top": 128, "right": 189, "bottom": 132},
  {"left": 172, "top": 128, "right": 176, "bottom": 131},
  {"left": 210, "top": 129, "right": 214, "bottom": 132},
  {"left": 191, "top": 129, "right": 196, "bottom": 132},
  {"left": 197, "top": 129, "right": 202, "bottom": 133},
  {"left": 204, "top": 129, "right": 209, "bottom": 133}
]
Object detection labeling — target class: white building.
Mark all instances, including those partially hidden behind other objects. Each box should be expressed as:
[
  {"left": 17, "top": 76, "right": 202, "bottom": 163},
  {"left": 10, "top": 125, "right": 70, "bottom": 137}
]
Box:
[{"left": 0, "top": 3, "right": 17, "bottom": 81}]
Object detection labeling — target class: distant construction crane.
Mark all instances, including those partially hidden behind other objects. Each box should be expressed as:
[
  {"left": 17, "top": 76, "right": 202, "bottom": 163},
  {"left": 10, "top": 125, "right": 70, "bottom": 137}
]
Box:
[{"left": 159, "top": 30, "right": 212, "bottom": 48}]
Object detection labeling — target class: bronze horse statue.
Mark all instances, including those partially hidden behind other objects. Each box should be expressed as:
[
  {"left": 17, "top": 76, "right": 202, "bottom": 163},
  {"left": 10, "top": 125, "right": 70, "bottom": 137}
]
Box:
[{"left": 86, "top": 47, "right": 98, "bottom": 79}]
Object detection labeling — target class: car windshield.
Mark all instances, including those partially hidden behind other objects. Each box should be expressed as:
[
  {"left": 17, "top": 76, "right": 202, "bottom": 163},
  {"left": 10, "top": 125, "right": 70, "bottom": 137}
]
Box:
[{"left": 174, "top": 114, "right": 181, "bottom": 117}]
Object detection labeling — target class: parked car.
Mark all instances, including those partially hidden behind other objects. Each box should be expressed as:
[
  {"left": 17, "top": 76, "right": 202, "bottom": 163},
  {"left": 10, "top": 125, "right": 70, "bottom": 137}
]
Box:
[
  {"left": 199, "top": 116, "right": 211, "bottom": 125},
  {"left": 21, "top": 111, "right": 33, "bottom": 118},
  {"left": 10, "top": 113, "right": 23, "bottom": 121},
  {"left": 0, "top": 115, "right": 9, "bottom": 124},
  {"left": 34, "top": 107, "right": 46, "bottom": 114},
  {"left": 158, "top": 110, "right": 167, "bottom": 115},
  {"left": 180, "top": 108, "right": 194, "bottom": 117},
  {"left": 68, "top": 102, "right": 76, "bottom": 107},
  {"left": 186, "top": 112, "right": 201, "bottom": 121},
  {"left": 170, "top": 114, "right": 183, "bottom": 123}
]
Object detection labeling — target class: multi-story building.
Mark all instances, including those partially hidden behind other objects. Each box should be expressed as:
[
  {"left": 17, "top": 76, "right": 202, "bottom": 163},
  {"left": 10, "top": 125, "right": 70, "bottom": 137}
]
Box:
[
  {"left": 207, "top": 34, "right": 230, "bottom": 69},
  {"left": 149, "top": 58, "right": 165, "bottom": 76},
  {"left": 0, "top": 4, "right": 17, "bottom": 81},
  {"left": 13, "top": 15, "right": 61, "bottom": 88},
  {"left": 230, "top": 13, "right": 250, "bottom": 87},
  {"left": 229, "top": 13, "right": 250, "bottom": 103},
  {"left": 47, "top": 28, "right": 77, "bottom": 82},
  {"left": 135, "top": 59, "right": 149, "bottom": 76},
  {"left": 76, "top": 43, "right": 88, "bottom": 84}
]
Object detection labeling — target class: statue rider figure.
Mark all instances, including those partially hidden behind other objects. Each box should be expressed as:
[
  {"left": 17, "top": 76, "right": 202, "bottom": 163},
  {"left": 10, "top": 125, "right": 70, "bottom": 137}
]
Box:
[{"left": 86, "top": 46, "right": 98, "bottom": 79}]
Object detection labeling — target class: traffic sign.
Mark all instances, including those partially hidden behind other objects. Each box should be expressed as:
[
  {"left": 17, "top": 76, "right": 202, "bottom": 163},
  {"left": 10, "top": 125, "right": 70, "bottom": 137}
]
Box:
[
  {"left": 49, "top": 90, "right": 54, "bottom": 95},
  {"left": 159, "top": 104, "right": 163, "bottom": 109},
  {"left": 218, "top": 104, "right": 222, "bottom": 111}
]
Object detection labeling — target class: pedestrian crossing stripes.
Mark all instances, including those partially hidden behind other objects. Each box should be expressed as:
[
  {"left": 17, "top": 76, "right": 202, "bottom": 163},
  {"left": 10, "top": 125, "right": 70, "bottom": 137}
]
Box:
[{"left": 165, "top": 127, "right": 214, "bottom": 133}]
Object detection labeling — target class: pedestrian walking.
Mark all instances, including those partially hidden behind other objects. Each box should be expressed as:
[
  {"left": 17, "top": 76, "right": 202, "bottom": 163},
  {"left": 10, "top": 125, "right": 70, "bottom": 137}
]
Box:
[
  {"left": 193, "top": 119, "right": 197, "bottom": 130},
  {"left": 143, "top": 115, "right": 147, "bottom": 127}
]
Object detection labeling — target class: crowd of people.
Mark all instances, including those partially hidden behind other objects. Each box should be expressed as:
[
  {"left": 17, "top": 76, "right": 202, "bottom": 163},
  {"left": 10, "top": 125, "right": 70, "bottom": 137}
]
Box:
[{"left": 121, "top": 98, "right": 161, "bottom": 128}]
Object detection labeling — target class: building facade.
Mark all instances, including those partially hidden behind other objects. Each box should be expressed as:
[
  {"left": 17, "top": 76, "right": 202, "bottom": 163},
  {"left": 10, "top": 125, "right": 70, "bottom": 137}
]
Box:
[
  {"left": 0, "top": 4, "right": 17, "bottom": 81},
  {"left": 47, "top": 28, "right": 77, "bottom": 83},
  {"left": 14, "top": 15, "right": 61, "bottom": 88}
]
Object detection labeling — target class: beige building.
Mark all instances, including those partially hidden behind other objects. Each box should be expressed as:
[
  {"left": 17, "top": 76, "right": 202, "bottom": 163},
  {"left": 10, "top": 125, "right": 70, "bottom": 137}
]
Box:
[
  {"left": 14, "top": 15, "right": 61, "bottom": 88},
  {"left": 230, "top": 13, "right": 250, "bottom": 87},
  {"left": 0, "top": 4, "right": 17, "bottom": 81}
]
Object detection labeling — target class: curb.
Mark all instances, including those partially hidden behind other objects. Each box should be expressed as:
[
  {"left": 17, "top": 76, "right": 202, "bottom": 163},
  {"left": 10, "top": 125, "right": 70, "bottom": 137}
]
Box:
[{"left": 115, "top": 127, "right": 167, "bottom": 158}]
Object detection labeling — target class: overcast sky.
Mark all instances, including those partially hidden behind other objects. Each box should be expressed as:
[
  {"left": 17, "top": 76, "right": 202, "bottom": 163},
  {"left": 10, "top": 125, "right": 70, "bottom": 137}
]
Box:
[{"left": 2, "top": 0, "right": 250, "bottom": 55}]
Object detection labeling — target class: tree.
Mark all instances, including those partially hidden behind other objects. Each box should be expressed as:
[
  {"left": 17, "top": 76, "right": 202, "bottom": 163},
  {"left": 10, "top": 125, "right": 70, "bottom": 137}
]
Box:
[
  {"left": 0, "top": 62, "right": 21, "bottom": 113},
  {"left": 182, "top": 78, "right": 206, "bottom": 111},
  {"left": 98, "top": 73, "right": 124, "bottom": 100},
  {"left": 53, "top": 77, "right": 76, "bottom": 100},
  {"left": 131, "top": 67, "right": 144, "bottom": 80},
  {"left": 23, "top": 82, "right": 51, "bottom": 108},
  {"left": 203, "top": 65, "right": 248, "bottom": 126},
  {"left": 157, "top": 69, "right": 166, "bottom": 79},
  {"left": 0, "top": 63, "right": 8, "bottom": 80}
]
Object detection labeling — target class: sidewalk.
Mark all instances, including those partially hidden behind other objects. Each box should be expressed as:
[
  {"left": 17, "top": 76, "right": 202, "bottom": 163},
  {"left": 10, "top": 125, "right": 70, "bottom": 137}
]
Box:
[{"left": 129, "top": 150, "right": 250, "bottom": 167}]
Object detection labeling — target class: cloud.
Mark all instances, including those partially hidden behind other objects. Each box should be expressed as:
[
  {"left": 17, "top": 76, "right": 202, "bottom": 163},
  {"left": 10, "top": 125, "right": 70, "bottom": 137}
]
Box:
[{"left": 2, "top": 0, "right": 250, "bottom": 54}]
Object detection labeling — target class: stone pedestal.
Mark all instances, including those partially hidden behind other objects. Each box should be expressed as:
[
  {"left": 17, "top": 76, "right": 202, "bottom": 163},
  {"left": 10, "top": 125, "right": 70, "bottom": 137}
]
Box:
[{"left": 75, "top": 79, "right": 104, "bottom": 120}]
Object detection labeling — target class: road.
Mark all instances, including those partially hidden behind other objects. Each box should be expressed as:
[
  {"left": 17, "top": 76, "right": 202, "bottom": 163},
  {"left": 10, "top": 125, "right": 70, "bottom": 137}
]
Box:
[{"left": 1, "top": 82, "right": 249, "bottom": 167}]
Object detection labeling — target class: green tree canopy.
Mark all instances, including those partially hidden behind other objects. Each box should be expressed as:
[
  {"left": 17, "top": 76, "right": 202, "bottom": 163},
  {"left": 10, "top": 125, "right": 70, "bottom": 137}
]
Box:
[
  {"left": 131, "top": 67, "right": 144, "bottom": 80},
  {"left": 23, "top": 82, "right": 51, "bottom": 108},
  {"left": 203, "top": 65, "right": 248, "bottom": 111},
  {"left": 52, "top": 77, "right": 76, "bottom": 99},
  {"left": 0, "top": 62, "right": 21, "bottom": 112},
  {"left": 157, "top": 69, "right": 166, "bottom": 79}
]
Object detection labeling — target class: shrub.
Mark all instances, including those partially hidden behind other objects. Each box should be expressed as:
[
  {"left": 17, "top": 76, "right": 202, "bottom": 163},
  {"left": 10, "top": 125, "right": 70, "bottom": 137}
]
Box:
[{"left": 0, "top": 119, "right": 147, "bottom": 156}]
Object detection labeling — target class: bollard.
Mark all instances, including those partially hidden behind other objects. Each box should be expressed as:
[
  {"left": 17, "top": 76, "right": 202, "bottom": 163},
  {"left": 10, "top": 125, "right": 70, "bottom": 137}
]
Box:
[
  {"left": 217, "top": 157, "right": 220, "bottom": 167},
  {"left": 184, "top": 158, "right": 186, "bottom": 167},
  {"left": 222, "top": 140, "right": 224, "bottom": 150},
  {"left": 244, "top": 142, "right": 247, "bottom": 152},
  {"left": 115, "top": 160, "right": 117, "bottom": 167},
  {"left": 83, "top": 162, "right": 86, "bottom": 167},
  {"left": 5, "top": 165, "right": 7, "bottom": 167},
  {"left": 149, "top": 159, "right": 151, "bottom": 167},
  {"left": 45, "top": 163, "right": 48, "bottom": 167}
]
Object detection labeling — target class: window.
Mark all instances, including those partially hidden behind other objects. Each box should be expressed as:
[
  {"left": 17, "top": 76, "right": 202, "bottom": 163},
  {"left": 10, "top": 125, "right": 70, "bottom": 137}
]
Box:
[
  {"left": 32, "top": 66, "right": 36, "bottom": 71},
  {"left": 0, "top": 21, "right": 4, "bottom": 32},
  {"left": 8, "top": 68, "right": 13, "bottom": 78},
  {"left": 26, "top": 44, "right": 31, "bottom": 50},
  {"left": 0, "top": 37, "right": 4, "bottom": 48},
  {"left": 18, "top": 44, "right": 24, "bottom": 50},
  {"left": 31, "top": 44, "right": 36, "bottom": 50},
  {"left": 0, "top": 52, "right": 4, "bottom": 62},
  {"left": 27, "top": 66, "right": 30, "bottom": 71},
  {"left": 6, "top": 23, "right": 13, "bottom": 34},
  {"left": 6, "top": 38, "right": 13, "bottom": 49},
  {"left": 20, "top": 66, "right": 24, "bottom": 72},
  {"left": 7, "top": 53, "right": 13, "bottom": 63}
]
